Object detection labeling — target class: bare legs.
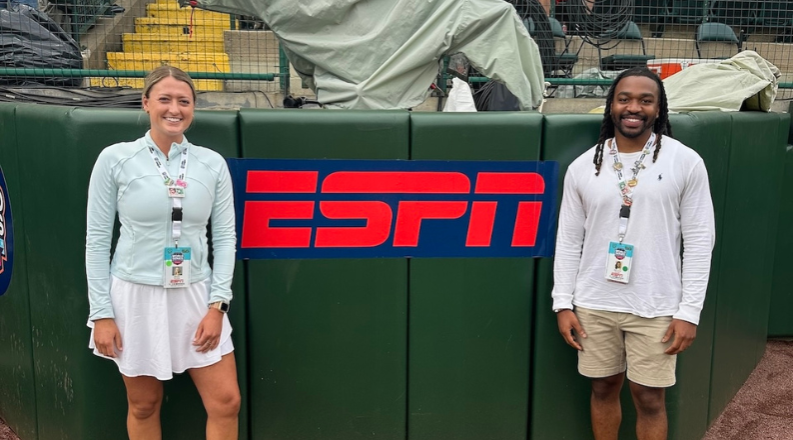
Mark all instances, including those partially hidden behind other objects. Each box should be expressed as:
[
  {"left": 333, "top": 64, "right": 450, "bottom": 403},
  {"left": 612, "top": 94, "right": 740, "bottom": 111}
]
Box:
[
  {"left": 122, "top": 375, "right": 164, "bottom": 440},
  {"left": 590, "top": 373, "right": 667, "bottom": 440},
  {"left": 121, "top": 353, "right": 240, "bottom": 440},
  {"left": 189, "top": 353, "right": 241, "bottom": 440},
  {"left": 630, "top": 381, "right": 667, "bottom": 440}
]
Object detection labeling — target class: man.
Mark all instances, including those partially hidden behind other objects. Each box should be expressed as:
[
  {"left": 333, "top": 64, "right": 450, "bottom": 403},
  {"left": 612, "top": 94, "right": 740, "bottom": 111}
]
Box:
[{"left": 552, "top": 66, "right": 715, "bottom": 440}]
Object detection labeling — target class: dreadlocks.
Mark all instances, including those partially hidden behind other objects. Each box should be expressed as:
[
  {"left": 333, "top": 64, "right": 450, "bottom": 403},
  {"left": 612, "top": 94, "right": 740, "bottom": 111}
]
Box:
[{"left": 593, "top": 67, "right": 673, "bottom": 176}]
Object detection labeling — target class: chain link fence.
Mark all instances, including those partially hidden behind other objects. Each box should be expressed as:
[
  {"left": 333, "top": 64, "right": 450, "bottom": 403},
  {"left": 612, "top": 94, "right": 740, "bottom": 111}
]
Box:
[
  {"left": 0, "top": 0, "right": 293, "bottom": 98},
  {"left": 1, "top": 0, "right": 793, "bottom": 102}
]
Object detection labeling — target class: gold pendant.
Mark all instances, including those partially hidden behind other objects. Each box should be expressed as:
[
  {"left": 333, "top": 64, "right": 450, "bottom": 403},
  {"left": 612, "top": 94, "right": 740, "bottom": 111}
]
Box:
[
  {"left": 627, "top": 178, "right": 638, "bottom": 187},
  {"left": 613, "top": 162, "right": 623, "bottom": 171}
]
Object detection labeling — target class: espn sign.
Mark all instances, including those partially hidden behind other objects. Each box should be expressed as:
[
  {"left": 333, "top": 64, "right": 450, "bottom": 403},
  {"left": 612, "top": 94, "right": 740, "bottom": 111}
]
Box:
[{"left": 228, "top": 159, "right": 558, "bottom": 259}]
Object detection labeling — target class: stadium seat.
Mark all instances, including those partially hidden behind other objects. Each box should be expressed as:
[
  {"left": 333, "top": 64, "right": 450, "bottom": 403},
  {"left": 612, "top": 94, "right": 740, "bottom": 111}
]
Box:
[
  {"left": 708, "top": 0, "right": 758, "bottom": 27},
  {"left": 633, "top": 0, "right": 668, "bottom": 24},
  {"left": 696, "top": 22, "right": 742, "bottom": 59},
  {"left": 757, "top": 1, "right": 793, "bottom": 28},
  {"left": 599, "top": 21, "right": 656, "bottom": 71},
  {"left": 548, "top": 17, "right": 579, "bottom": 77},
  {"left": 667, "top": 0, "right": 709, "bottom": 24},
  {"left": 523, "top": 17, "right": 537, "bottom": 36}
]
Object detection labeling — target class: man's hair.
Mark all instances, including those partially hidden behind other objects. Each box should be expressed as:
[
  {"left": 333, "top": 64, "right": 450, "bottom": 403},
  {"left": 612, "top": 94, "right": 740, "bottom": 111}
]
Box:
[{"left": 593, "top": 67, "right": 673, "bottom": 176}]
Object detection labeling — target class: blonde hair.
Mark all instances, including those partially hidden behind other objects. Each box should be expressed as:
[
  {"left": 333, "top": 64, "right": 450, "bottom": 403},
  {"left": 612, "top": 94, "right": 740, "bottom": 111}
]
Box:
[{"left": 142, "top": 66, "right": 196, "bottom": 101}]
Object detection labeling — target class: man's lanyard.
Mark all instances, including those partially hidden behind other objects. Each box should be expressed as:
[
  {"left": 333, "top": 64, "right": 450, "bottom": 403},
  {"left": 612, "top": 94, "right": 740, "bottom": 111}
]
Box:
[
  {"left": 609, "top": 133, "right": 656, "bottom": 242},
  {"left": 148, "top": 145, "right": 189, "bottom": 247}
]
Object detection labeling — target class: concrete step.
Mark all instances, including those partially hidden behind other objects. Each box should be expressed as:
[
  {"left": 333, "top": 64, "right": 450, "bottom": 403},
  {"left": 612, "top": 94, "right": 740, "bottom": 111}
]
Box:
[
  {"left": 136, "top": 17, "right": 230, "bottom": 39},
  {"left": 147, "top": 3, "right": 230, "bottom": 21},
  {"left": 224, "top": 30, "right": 279, "bottom": 56},
  {"left": 87, "top": 77, "right": 224, "bottom": 91},
  {"left": 123, "top": 33, "right": 225, "bottom": 53},
  {"left": 135, "top": 22, "right": 227, "bottom": 39},
  {"left": 106, "top": 52, "right": 230, "bottom": 72}
]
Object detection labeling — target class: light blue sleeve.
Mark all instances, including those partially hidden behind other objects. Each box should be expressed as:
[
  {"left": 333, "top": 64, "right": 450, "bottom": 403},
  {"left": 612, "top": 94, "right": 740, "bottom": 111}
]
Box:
[
  {"left": 207, "top": 157, "right": 236, "bottom": 304},
  {"left": 85, "top": 148, "right": 118, "bottom": 321}
]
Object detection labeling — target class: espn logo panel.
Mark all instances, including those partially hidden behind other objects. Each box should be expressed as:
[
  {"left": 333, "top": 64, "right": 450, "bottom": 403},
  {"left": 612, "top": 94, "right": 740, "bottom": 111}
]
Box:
[{"left": 228, "top": 159, "right": 559, "bottom": 259}]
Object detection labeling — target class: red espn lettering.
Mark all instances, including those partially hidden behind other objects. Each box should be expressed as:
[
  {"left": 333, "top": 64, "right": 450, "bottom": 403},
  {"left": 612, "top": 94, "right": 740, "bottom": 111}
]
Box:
[{"left": 241, "top": 171, "right": 545, "bottom": 249}]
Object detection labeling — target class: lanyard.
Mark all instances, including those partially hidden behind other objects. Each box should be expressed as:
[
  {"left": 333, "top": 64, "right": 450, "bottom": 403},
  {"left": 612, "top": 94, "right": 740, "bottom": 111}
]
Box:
[
  {"left": 148, "top": 145, "right": 189, "bottom": 246},
  {"left": 609, "top": 133, "right": 655, "bottom": 242}
]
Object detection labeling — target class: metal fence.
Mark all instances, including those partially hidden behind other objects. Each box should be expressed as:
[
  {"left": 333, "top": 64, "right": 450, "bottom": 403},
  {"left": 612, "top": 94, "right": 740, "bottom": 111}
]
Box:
[
  {"left": 2, "top": 0, "right": 793, "bottom": 99},
  {"left": 0, "top": 0, "right": 289, "bottom": 96},
  {"left": 508, "top": 1, "right": 793, "bottom": 88}
]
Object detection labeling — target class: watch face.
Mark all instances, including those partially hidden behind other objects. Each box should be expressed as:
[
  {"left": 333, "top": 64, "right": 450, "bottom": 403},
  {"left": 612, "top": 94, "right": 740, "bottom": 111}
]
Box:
[{"left": 220, "top": 302, "right": 230, "bottom": 312}]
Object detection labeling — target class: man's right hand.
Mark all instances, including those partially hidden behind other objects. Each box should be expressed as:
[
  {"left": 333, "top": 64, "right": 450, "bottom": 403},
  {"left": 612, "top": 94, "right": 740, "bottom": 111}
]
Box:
[
  {"left": 93, "top": 318, "right": 123, "bottom": 358},
  {"left": 556, "top": 309, "right": 587, "bottom": 351}
]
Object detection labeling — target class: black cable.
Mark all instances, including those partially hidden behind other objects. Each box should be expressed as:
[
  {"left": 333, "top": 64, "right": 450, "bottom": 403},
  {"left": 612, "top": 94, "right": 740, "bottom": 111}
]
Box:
[{"left": 567, "top": 0, "right": 634, "bottom": 49}]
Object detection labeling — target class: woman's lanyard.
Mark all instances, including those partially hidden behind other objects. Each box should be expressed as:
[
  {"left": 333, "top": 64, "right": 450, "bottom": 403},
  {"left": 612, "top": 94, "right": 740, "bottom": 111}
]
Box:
[
  {"left": 147, "top": 145, "right": 189, "bottom": 247},
  {"left": 609, "top": 133, "right": 655, "bottom": 243}
]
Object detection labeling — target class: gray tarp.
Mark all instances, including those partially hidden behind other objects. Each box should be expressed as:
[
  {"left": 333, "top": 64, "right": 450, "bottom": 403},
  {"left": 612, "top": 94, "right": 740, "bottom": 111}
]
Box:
[
  {"left": 664, "top": 50, "right": 780, "bottom": 112},
  {"left": 183, "top": 0, "right": 545, "bottom": 110}
]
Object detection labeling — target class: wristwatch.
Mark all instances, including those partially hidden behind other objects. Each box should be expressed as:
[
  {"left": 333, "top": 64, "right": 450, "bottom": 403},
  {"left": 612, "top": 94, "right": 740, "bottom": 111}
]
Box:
[{"left": 209, "top": 301, "right": 230, "bottom": 313}]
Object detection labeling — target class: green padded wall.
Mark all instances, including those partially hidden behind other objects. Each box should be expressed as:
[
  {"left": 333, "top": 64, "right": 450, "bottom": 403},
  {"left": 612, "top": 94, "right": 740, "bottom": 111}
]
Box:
[
  {"left": 532, "top": 113, "right": 604, "bottom": 440},
  {"left": 240, "top": 110, "right": 409, "bottom": 440},
  {"left": 408, "top": 112, "right": 542, "bottom": 440},
  {"left": 13, "top": 105, "right": 246, "bottom": 440},
  {"left": 768, "top": 140, "right": 793, "bottom": 337},
  {"left": 0, "top": 104, "right": 38, "bottom": 440},
  {"left": 708, "top": 113, "right": 788, "bottom": 422},
  {"left": 663, "top": 112, "right": 731, "bottom": 440}
]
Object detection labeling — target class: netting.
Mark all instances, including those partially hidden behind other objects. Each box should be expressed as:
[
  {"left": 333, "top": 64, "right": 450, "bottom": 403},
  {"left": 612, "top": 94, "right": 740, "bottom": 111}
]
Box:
[
  {"left": 1, "top": 0, "right": 793, "bottom": 103},
  {"left": 0, "top": 0, "right": 291, "bottom": 100}
]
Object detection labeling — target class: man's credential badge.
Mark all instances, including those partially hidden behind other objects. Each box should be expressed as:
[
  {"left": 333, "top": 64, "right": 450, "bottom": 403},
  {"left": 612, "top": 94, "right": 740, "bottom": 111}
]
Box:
[
  {"left": 605, "top": 241, "right": 634, "bottom": 284},
  {"left": 0, "top": 164, "right": 14, "bottom": 296}
]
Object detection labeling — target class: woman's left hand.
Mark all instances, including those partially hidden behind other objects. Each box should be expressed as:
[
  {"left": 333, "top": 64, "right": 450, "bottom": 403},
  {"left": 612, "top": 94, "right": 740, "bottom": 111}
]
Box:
[{"left": 193, "top": 308, "right": 224, "bottom": 353}]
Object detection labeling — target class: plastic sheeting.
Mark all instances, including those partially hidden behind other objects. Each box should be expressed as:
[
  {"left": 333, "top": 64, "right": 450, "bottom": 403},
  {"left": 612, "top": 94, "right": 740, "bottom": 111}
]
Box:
[
  {"left": 664, "top": 51, "right": 780, "bottom": 112},
  {"left": 0, "top": 5, "right": 82, "bottom": 86},
  {"left": 182, "top": 0, "right": 545, "bottom": 110}
]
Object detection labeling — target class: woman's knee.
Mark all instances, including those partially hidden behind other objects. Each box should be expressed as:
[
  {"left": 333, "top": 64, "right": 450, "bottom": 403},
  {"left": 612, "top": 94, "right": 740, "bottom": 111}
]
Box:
[
  {"left": 206, "top": 387, "right": 241, "bottom": 418},
  {"left": 127, "top": 394, "right": 163, "bottom": 420},
  {"left": 124, "top": 377, "right": 163, "bottom": 420}
]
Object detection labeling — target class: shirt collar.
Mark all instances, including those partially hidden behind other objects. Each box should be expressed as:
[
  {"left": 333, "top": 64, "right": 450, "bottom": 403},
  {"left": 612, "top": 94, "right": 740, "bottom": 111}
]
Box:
[{"left": 144, "top": 130, "right": 191, "bottom": 158}]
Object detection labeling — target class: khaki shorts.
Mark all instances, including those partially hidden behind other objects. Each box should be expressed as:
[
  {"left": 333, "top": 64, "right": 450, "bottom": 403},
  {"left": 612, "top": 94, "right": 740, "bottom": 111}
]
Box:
[{"left": 576, "top": 307, "right": 676, "bottom": 388}]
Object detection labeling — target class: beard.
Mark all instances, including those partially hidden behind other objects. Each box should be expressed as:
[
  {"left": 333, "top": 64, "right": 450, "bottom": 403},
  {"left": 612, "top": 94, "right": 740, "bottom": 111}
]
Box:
[{"left": 612, "top": 113, "right": 657, "bottom": 139}]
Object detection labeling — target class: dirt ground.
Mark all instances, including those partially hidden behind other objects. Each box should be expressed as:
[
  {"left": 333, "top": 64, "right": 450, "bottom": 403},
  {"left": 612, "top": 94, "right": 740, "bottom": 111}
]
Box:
[
  {"left": 0, "top": 340, "right": 790, "bottom": 439},
  {"left": 0, "top": 420, "right": 17, "bottom": 440},
  {"left": 701, "top": 339, "right": 793, "bottom": 440}
]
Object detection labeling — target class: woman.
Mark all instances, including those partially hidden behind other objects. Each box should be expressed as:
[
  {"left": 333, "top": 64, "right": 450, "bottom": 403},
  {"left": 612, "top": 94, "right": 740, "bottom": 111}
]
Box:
[{"left": 85, "top": 66, "right": 240, "bottom": 440}]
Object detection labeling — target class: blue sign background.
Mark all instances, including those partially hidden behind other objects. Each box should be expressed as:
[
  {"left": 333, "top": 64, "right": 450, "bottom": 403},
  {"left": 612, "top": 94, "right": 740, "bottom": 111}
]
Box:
[
  {"left": 0, "top": 164, "right": 13, "bottom": 296},
  {"left": 228, "top": 159, "right": 559, "bottom": 259}
]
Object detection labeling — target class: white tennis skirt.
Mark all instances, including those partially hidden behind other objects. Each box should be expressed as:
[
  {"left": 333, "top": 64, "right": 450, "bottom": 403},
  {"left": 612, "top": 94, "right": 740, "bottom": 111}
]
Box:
[{"left": 88, "top": 275, "right": 234, "bottom": 380}]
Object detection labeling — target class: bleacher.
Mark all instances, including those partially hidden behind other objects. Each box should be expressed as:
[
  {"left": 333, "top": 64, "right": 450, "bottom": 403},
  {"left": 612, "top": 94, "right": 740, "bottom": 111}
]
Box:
[{"left": 548, "top": 0, "right": 793, "bottom": 86}]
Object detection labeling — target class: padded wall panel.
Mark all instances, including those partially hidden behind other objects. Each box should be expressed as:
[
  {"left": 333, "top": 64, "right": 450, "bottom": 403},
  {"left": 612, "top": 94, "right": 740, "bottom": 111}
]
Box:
[
  {"left": 663, "top": 112, "right": 731, "bottom": 440},
  {"left": 532, "top": 113, "right": 602, "bottom": 440},
  {"left": 14, "top": 105, "right": 244, "bottom": 440},
  {"left": 708, "top": 113, "right": 788, "bottom": 422},
  {"left": 240, "top": 109, "right": 409, "bottom": 440},
  {"left": 0, "top": 104, "right": 38, "bottom": 440},
  {"left": 768, "top": 141, "right": 793, "bottom": 337},
  {"left": 408, "top": 112, "right": 541, "bottom": 440}
]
